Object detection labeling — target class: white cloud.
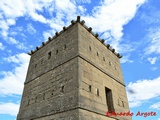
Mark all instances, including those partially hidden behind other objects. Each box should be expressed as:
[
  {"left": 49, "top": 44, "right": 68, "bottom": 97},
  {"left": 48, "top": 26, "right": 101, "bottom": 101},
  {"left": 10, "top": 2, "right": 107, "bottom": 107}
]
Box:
[
  {"left": 0, "top": 0, "right": 25, "bottom": 37},
  {"left": 0, "top": 0, "right": 147, "bottom": 55},
  {"left": 129, "top": 101, "right": 142, "bottom": 108},
  {"left": 150, "top": 102, "right": 160, "bottom": 110},
  {"left": 28, "top": 12, "right": 47, "bottom": 23},
  {"left": 82, "top": 0, "right": 146, "bottom": 52},
  {"left": 6, "top": 37, "right": 28, "bottom": 50},
  {"left": 0, "top": 53, "right": 30, "bottom": 95},
  {"left": 0, "top": 0, "right": 51, "bottom": 37},
  {"left": 0, "top": 102, "right": 19, "bottom": 116},
  {"left": 145, "top": 28, "right": 160, "bottom": 55},
  {"left": 0, "top": 0, "right": 79, "bottom": 38},
  {"left": 55, "top": 0, "right": 76, "bottom": 13},
  {"left": 78, "top": 5, "right": 87, "bottom": 13},
  {"left": 4, "top": 53, "right": 29, "bottom": 63},
  {"left": 0, "top": 0, "right": 148, "bottom": 65},
  {"left": 151, "top": 67, "right": 158, "bottom": 71},
  {"left": 47, "top": 19, "right": 65, "bottom": 31},
  {"left": 148, "top": 57, "right": 158, "bottom": 64},
  {"left": 127, "top": 76, "right": 160, "bottom": 108},
  {"left": 120, "top": 54, "right": 133, "bottom": 63},
  {"left": 71, "top": 0, "right": 91, "bottom": 4},
  {"left": 26, "top": 23, "right": 36, "bottom": 34},
  {"left": 0, "top": 42, "right": 5, "bottom": 50},
  {"left": 8, "top": 37, "right": 18, "bottom": 45},
  {"left": 43, "top": 30, "right": 55, "bottom": 42}
]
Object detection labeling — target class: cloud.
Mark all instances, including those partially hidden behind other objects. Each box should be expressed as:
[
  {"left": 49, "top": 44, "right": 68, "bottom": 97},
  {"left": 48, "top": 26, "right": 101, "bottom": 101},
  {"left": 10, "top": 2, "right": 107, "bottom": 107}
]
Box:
[
  {"left": 0, "top": 42, "right": 5, "bottom": 50},
  {"left": 78, "top": 5, "right": 87, "bottom": 13},
  {"left": 26, "top": 23, "right": 36, "bottom": 34},
  {"left": 127, "top": 76, "right": 160, "bottom": 108},
  {"left": 82, "top": 0, "right": 146, "bottom": 52},
  {"left": 0, "top": 0, "right": 146, "bottom": 38},
  {"left": 0, "top": 102, "right": 19, "bottom": 116},
  {"left": 120, "top": 54, "right": 133, "bottom": 63},
  {"left": 150, "top": 102, "right": 160, "bottom": 110},
  {"left": 144, "top": 28, "right": 160, "bottom": 55},
  {"left": 0, "top": 53, "right": 30, "bottom": 95},
  {"left": 8, "top": 37, "right": 18, "bottom": 45},
  {"left": 138, "top": 2, "right": 160, "bottom": 26},
  {"left": 0, "top": 0, "right": 51, "bottom": 37},
  {"left": 0, "top": 0, "right": 25, "bottom": 37},
  {"left": 148, "top": 57, "right": 158, "bottom": 64},
  {"left": 0, "top": 0, "right": 147, "bottom": 58},
  {"left": 128, "top": 101, "right": 142, "bottom": 108},
  {"left": 71, "top": 0, "right": 91, "bottom": 4},
  {"left": 6, "top": 37, "right": 28, "bottom": 50},
  {"left": 151, "top": 67, "right": 158, "bottom": 71},
  {"left": 43, "top": 30, "right": 55, "bottom": 42},
  {"left": 0, "top": 0, "right": 79, "bottom": 42}
]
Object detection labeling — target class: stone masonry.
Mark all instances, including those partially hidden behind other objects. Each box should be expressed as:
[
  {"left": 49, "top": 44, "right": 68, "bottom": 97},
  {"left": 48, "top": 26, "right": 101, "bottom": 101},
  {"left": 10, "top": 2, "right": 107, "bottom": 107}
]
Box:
[{"left": 17, "top": 16, "right": 132, "bottom": 120}]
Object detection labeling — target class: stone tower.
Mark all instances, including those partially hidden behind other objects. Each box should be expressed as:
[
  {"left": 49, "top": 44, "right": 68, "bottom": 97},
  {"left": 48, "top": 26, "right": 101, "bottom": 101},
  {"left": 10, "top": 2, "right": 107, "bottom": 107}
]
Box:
[{"left": 17, "top": 16, "right": 131, "bottom": 120}]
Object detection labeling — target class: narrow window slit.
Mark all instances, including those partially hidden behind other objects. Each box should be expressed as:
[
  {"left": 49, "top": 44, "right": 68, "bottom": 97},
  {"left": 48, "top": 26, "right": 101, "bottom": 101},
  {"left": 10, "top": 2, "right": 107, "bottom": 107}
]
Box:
[
  {"left": 35, "top": 97, "right": 37, "bottom": 103},
  {"left": 64, "top": 44, "right": 67, "bottom": 50},
  {"left": 56, "top": 50, "right": 58, "bottom": 54},
  {"left": 61, "top": 86, "right": 64, "bottom": 93},
  {"left": 89, "top": 85, "right": 91, "bottom": 92},
  {"left": 28, "top": 99, "right": 30, "bottom": 105},
  {"left": 41, "top": 59, "right": 43, "bottom": 64},
  {"left": 48, "top": 52, "right": 51, "bottom": 59},
  {"left": 122, "top": 101, "right": 124, "bottom": 107},
  {"left": 96, "top": 88, "right": 99, "bottom": 96},
  {"left": 89, "top": 46, "right": 91, "bottom": 51},
  {"left": 103, "top": 57, "right": 105, "bottom": 61},
  {"left": 43, "top": 93, "right": 45, "bottom": 100}
]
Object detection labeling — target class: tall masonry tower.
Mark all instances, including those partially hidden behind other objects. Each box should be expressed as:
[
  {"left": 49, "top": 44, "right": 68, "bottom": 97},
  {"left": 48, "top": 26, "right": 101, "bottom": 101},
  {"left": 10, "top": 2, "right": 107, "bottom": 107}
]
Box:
[{"left": 17, "top": 16, "right": 131, "bottom": 120}]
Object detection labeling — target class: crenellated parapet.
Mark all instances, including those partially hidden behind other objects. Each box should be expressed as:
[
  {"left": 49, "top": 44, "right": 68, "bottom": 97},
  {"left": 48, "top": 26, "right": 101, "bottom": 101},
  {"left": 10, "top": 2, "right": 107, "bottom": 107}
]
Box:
[{"left": 28, "top": 16, "right": 122, "bottom": 59}]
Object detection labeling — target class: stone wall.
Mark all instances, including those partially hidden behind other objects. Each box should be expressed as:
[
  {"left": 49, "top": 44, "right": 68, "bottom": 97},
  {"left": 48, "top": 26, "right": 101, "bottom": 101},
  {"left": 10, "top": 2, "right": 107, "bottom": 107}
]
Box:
[
  {"left": 78, "top": 23, "right": 124, "bottom": 85},
  {"left": 77, "top": 23, "right": 131, "bottom": 120},
  {"left": 17, "top": 57, "right": 79, "bottom": 120},
  {"left": 25, "top": 23, "right": 79, "bottom": 83},
  {"left": 18, "top": 23, "right": 79, "bottom": 120},
  {"left": 78, "top": 57, "right": 131, "bottom": 120}
]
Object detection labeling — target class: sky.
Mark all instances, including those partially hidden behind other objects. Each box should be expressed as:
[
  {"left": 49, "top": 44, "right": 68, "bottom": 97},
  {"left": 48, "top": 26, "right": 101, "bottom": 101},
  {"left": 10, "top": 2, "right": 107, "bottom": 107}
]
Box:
[{"left": 0, "top": 0, "right": 160, "bottom": 120}]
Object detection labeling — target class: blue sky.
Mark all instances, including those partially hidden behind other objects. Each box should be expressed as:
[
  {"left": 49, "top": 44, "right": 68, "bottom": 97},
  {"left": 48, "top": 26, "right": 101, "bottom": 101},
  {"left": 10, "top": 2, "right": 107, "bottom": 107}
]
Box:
[{"left": 0, "top": 0, "right": 160, "bottom": 120}]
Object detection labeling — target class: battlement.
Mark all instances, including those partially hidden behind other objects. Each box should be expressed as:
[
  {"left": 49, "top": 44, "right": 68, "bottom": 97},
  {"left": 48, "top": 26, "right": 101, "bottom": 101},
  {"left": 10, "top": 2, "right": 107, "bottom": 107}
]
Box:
[{"left": 28, "top": 16, "right": 122, "bottom": 59}]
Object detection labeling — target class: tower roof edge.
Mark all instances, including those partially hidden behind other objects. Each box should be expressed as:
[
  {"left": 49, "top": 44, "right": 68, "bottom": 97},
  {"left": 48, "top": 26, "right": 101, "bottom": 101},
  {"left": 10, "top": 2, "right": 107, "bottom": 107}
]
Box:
[{"left": 29, "top": 16, "right": 122, "bottom": 59}]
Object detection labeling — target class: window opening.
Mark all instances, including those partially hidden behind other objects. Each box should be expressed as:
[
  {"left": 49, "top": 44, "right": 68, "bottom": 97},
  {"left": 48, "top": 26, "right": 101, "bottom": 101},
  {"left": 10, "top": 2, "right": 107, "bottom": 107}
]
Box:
[
  {"left": 122, "top": 101, "right": 124, "bottom": 107},
  {"left": 64, "top": 44, "right": 67, "bottom": 50},
  {"left": 61, "top": 86, "right": 64, "bottom": 93},
  {"left": 56, "top": 50, "right": 58, "bottom": 54},
  {"left": 35, "top": 97, "right": 37, "bottom": 103},
  {"left": 89, "top": 46, "right": 91, "bottom": 51},
  {"left": 105, "top": 87, "right": 114, "bottom": 111},
  {"left": 35, "top": 64, "right": 37, "bottom": 68},
  {"left": 28, "top": 99, "right": 30, "bottom": 105},
  {"left": 48, "top": 52, "right": 51, "bottom": 59},
  {"left": 97, "top": 52, "right": 99, "bottom": 56},
  {"left": 103, "top": 57, "right": 105, "bottom": 61},
  {"left": 96, "top": 88, "right": 99, "bottom": 96},
  {"left": 89, "top": 85, "right": 91, "bottom": 92},
  {"left": 43, "top": 93, "right": 45, "bottom": 100}
]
